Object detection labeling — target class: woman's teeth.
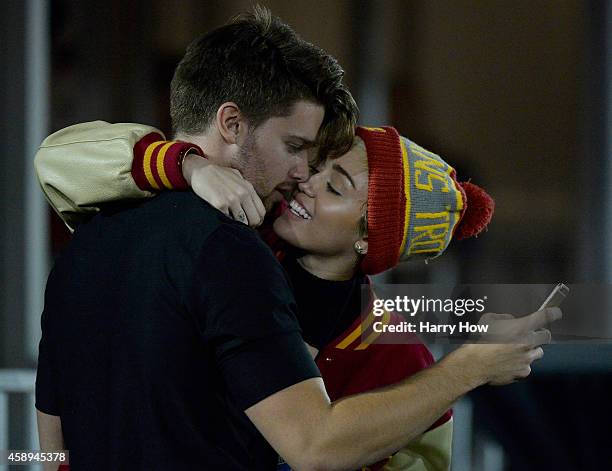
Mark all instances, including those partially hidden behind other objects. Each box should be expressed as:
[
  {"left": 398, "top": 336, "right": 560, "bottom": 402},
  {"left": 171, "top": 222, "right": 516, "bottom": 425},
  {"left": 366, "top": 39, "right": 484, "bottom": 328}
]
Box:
[{"left": 289, "top": 199, "right": 312, "bottom": 220}]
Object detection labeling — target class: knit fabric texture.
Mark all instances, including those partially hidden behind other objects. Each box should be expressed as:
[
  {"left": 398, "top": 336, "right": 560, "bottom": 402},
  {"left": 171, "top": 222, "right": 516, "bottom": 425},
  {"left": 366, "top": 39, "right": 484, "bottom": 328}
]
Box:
[{"left": 356, "top": 126, "right": 468, "bottom": 275}]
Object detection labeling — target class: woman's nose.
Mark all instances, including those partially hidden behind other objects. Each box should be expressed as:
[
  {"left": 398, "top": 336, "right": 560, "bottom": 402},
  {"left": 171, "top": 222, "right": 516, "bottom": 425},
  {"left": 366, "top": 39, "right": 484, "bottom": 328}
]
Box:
[{"left": 297, "top": 178, "right": 315, "bottom": 198}]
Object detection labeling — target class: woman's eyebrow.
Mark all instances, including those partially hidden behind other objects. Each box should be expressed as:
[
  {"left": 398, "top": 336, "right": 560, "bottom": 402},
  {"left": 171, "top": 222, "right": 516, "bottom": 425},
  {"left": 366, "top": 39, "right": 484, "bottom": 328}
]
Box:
[{"left": 332, "top": 163, "right": 355, "bottom": 188}]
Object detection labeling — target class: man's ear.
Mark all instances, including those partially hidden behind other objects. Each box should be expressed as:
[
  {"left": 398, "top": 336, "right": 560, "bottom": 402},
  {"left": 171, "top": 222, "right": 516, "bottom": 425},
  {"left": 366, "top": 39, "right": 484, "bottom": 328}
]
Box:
[{"left": 216, "top": 102, "right": 245, "bottom": 145}]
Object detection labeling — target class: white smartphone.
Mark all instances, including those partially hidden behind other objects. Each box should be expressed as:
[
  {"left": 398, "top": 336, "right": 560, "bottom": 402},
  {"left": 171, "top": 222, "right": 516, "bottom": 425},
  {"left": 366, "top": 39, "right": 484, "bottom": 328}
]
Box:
[{"left": 538, "top": 283, "right": 570, "bottom": 310}]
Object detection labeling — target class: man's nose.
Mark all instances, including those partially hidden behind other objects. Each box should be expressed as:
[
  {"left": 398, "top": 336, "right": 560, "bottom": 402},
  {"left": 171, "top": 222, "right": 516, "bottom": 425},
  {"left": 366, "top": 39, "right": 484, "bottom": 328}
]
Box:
[{"left": 289, "top": 153, "right": 309, "bottom": 182}]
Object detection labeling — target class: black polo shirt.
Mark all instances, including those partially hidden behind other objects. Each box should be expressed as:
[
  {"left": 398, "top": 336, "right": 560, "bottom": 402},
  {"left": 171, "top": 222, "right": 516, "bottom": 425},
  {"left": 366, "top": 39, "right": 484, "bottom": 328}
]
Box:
[{"left": 35, "top": 192, "right": 320, "bottom": 471}]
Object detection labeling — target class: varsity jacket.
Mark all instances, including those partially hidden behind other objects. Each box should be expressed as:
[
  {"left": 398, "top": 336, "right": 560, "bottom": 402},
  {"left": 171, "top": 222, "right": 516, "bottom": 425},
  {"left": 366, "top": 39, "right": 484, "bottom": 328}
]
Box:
[
  {"left": 35, "top": 122, "right": 453, "bottom": 470},
  {"left": 305, "top": 294, "right": 453, "bottom": 471}
]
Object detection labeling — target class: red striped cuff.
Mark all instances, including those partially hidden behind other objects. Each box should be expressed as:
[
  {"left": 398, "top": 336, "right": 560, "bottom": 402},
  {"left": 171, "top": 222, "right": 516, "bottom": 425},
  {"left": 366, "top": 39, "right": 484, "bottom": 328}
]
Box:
[{"left": 132, "top": 133, "right": 205, "bottom": 191}]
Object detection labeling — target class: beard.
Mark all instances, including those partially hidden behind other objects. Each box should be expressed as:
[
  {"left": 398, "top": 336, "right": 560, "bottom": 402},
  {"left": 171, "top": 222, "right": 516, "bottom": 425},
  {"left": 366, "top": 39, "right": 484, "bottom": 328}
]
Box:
[
  {"left": 263, "top": 190, "right": 285, "bottom": 212},
  {"left": 234, "top": 130, "right": 294, "bottom": 214},
  {"left": 235, "top": 130, "right": 268, "bottom": 197}
]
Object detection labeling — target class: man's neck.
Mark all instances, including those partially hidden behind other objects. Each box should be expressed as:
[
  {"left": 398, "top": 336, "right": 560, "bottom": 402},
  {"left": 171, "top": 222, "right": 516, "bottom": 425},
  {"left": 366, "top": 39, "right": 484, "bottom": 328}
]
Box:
[{"left": 174, "top": 131, "right": 230, "bottom": 167}]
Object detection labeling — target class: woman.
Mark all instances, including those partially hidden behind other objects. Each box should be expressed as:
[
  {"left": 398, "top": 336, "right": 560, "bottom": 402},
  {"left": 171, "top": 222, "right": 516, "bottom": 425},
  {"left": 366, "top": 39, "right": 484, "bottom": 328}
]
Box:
[{"left": 35, "top": 123, "right": 494, "bottom": 470}]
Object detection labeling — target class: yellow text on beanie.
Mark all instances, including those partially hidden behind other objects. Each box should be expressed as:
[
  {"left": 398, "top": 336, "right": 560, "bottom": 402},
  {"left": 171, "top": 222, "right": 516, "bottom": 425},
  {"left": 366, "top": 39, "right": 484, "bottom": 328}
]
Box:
[{"left": 356, "top": 126, "right": 494, "bottom": 275}]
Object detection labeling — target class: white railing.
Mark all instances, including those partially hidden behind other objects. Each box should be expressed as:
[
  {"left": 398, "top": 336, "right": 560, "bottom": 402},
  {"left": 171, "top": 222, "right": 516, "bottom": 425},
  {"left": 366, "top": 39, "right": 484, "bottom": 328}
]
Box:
[{"left": 0, "top": 369, "right": 40, "bottom": 471}]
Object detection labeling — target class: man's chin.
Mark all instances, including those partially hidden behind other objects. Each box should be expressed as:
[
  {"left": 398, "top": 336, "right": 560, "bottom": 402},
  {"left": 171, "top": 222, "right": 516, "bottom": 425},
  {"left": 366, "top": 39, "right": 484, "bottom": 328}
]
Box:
[{"left": 264, "top": 189, "right": 290, "bottom": 212}]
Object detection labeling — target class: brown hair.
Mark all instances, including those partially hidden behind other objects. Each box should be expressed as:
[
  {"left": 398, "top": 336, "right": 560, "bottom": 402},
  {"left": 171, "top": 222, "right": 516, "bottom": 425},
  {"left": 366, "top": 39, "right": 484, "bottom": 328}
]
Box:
[
  {"left": 354, "top": 136, "right": 369, "bottom": 238},
  {"left": 170, "top": 5, "right": 358, "bottom": 159}
]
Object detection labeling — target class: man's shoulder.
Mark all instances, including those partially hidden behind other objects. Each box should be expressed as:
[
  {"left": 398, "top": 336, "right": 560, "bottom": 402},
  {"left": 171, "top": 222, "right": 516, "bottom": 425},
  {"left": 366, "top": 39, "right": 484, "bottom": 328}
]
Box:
[
  {"left": 103, "top": 192, "right": 251, "bottom": 242},
  {"left": 140, "top": 192, "right": 225, "bottom": 228},
  {"left": 196, "top": 218, "right": 286, "bottom": 285},
  {"left": 146, "top": 193, "right": 283, "bottom": 277},
  {"left": 71, "top": 192, "right": 272, "bottom": 260}
]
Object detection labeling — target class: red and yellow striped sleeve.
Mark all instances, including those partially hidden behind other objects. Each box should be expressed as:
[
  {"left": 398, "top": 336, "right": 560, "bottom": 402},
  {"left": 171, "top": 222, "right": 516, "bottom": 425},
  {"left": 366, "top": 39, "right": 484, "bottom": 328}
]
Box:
[
  {"left": 35, "top": 121, "right": 169, "bottom": 231},
  {"left": 132, "top": 133, "right": 205, "bottom": 191}
]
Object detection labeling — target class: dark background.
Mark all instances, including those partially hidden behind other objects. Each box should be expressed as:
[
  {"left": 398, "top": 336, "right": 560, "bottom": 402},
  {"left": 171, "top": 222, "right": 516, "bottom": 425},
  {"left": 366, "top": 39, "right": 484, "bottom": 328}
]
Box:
[{"left": 1, "top": 1, "right": 610, "bottom": 470}]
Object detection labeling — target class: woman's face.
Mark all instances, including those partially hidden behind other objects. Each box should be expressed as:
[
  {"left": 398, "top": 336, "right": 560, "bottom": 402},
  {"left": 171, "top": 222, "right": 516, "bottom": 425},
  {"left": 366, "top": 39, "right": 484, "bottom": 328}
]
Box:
[{"left": 273, "top": 142, "right": 368, "bottom": 258}]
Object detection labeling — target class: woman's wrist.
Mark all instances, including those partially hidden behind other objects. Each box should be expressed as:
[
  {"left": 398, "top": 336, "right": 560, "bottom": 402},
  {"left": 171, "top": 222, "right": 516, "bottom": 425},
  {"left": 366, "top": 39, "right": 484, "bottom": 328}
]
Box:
[{"left": 181, "top": 152, "right": 210, "bottom": 187}]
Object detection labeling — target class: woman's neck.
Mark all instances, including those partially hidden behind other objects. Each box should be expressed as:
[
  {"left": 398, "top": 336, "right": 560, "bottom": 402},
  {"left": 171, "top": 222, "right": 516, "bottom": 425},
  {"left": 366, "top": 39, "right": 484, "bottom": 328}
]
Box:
[{"left": 296, "top": 252, "right": 358, "bottom": 281}]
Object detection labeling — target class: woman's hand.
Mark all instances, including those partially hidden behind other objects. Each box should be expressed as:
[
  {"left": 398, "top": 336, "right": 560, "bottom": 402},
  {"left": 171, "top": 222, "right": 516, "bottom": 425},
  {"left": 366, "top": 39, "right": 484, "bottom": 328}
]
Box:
[{"left": 182, "top": 153, "right": 266, "bottom": 227}]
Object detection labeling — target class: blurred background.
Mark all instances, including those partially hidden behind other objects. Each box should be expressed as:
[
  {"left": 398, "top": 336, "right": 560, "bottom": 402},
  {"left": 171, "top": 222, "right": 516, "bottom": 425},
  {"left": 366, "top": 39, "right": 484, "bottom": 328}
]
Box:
[{"left": 1, "top": 0, "right": 610, "bottom": 469}]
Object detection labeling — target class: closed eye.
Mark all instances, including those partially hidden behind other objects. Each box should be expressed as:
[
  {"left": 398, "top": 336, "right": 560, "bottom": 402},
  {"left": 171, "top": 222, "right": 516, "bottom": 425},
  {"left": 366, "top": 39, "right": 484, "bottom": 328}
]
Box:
[
  {"left": 287, "top": 142, "right": 307, "bottom": 155},
  {"left": 327, "top": 182, "right": 341, "bottom": 196}
]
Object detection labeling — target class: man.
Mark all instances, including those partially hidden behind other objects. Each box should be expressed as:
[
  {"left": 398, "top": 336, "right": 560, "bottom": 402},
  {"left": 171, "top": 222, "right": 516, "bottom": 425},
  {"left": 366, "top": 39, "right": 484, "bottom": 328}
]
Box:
[
  {"left": 36, "top": 7, "right": 354, "bottom": 470},
  {"left": 36, "top": 7, "right": 558, "bottom": 471}
]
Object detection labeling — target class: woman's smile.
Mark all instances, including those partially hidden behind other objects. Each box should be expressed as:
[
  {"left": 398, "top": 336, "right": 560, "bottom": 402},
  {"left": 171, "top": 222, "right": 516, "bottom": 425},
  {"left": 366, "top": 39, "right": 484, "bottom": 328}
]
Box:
[{"left": 288, "top": 197, "right": 313, "bottom": 220}]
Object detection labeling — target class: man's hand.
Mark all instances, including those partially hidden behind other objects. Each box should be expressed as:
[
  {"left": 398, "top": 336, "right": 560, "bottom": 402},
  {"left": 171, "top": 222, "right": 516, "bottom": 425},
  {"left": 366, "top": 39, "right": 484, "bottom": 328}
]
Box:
[
  {"left": 244, "top": 310, "right": 562, "bottom": 470},
  {"left": 37, "top": 410, "right": 64, "bottom": 471},
  {"left": 454, "top": 341, "right": 544, "bottom": 386},
  {"left": 451, "top": 307, "right": 562, "bottom": 386},
  {"left": 182, "top": 153, "right": 266, "bottom": 227},
  {"left": 476, "top": 307, "right": 560, "bottom": 344}
]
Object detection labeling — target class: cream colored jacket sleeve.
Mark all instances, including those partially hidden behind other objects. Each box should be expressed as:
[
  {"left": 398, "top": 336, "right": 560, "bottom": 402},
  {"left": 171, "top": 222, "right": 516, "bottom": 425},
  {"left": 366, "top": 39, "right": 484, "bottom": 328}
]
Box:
[
  {"left": 382, "top": 418, "right": 453, "bottom": 470},
  {"left": 34, "top": 121, "right": 160, "bottom": 231}
]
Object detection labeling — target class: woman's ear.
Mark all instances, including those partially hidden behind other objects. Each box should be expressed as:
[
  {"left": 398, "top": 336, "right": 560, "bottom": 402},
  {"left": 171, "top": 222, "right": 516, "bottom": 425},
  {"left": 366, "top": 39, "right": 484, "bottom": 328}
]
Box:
[
  {"left": 354, "top": 239, "right": 368, "bottom": 255},
  {"left": 216, "top": 102, "right": 243, "bottom": 144}
]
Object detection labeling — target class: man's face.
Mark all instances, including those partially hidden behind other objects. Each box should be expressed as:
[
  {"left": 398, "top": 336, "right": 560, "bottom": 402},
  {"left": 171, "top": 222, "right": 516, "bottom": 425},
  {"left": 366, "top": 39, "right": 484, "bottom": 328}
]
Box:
[{"left": 236, "top": 100, "right": 325, "bottom": 209}]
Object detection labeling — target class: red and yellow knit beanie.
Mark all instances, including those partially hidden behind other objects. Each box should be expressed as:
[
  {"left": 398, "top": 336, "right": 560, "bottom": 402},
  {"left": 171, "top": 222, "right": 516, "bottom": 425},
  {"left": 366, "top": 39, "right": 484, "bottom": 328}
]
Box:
[{"left": 355, "top": 126, "right": 495, "bottom": 275}]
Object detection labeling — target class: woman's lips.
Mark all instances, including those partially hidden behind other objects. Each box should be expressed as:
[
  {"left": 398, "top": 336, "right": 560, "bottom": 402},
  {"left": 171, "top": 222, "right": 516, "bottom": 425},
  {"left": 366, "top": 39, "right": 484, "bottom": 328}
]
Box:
[{"left": 288, "top": 198, "right": 312, "bottom": 220}]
